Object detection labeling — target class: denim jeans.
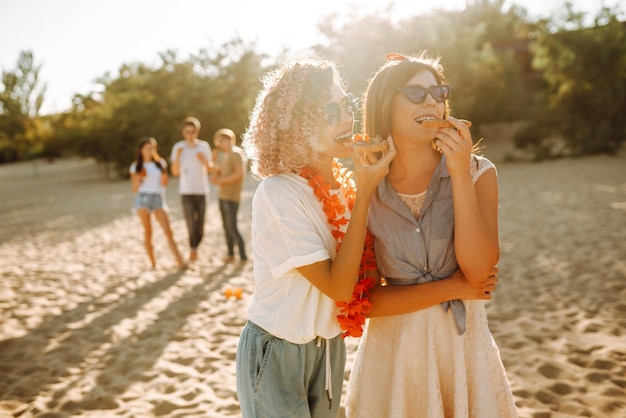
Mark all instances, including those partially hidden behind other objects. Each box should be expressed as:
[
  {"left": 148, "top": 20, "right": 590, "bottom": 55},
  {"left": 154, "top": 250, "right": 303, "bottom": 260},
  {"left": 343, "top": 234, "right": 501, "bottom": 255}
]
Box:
[
  {"left": 236, "top": 321, "right": 346, "bottom": 418},
  {"left": 219, "top": 199, "right": 246, "bottom": 260},
  {"left": 181, "top": 194, "right": 205, "bottom": 250}
]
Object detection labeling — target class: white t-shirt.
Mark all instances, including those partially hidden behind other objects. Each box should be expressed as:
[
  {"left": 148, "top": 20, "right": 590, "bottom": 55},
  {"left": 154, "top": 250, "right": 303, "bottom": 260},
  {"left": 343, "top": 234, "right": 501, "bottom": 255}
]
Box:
[
  {"left": 248, "top": 172, "right": 351, "bottom": 344},
  {"left": 169, "top": 140, "right": 212, "bottom": 195},
  {"left": 129, "top": 160, "right": 167, "bottom": 194}
]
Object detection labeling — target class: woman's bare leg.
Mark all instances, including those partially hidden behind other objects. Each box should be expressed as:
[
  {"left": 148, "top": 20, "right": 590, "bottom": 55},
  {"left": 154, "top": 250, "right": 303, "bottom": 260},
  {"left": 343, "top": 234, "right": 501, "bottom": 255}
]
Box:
[
  {"left": 154, "top": 209, "right": 186, "bottom": 269},
  {"left": 137, "top": 208, "right": 156, "bottom": 269}
]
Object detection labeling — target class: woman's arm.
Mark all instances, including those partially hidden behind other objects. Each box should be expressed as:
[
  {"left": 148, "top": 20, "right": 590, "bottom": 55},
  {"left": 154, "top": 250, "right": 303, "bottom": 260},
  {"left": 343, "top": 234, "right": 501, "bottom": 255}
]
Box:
[
  {"left": 436, "top": 117, "right": 500, "bottom": 283},
  {"left": 297, "top": 190, "right": 374, "bottom": 301},
  {"left": 170, "top": 146, "right": 182, "bottom": 177},
  {"left": 451, "top": 168, "right": 500, "bottom": 283},
  {"left": 159, "top": 159, "right": 169, "bottom": 186},
  {"left": 130, "top": 171, "right": 143, "bottom": 193},
  {"left": 297, "top": 139, "right": 397, "bottom": 301},
  {"left": 367, "top": 268, "right": 497, "bottom": 317}
]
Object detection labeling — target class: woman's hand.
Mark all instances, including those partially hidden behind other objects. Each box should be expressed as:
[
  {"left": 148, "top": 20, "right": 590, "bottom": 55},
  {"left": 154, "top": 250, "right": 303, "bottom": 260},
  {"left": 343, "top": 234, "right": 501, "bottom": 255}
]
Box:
[
  {"left": 447, "top": 267, "right": 498, "bottom": 301},
  {"left": 433, "top": 116, "right": 473, "bottom": 177},
  {"left": 350, "top": 135, "right": 397, "bottom": 198}
]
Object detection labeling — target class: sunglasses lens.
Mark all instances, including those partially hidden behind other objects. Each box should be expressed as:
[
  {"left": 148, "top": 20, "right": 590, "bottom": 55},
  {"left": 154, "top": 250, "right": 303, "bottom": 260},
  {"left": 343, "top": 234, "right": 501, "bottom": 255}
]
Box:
[
  {"left": 326, "top": 95, "right": 358, "bottom": 125},
  {"left": 431, "top": 85, "right": 450, "bottom": 102},
  {"left": 325, "top": 102, "right": 341, "bottom": 125},
  {"left": 400, "top": 85, "right": 450, "bottom": 104},
  {"left": 404, "top": 86, "right": 427, "bottom": 104}
]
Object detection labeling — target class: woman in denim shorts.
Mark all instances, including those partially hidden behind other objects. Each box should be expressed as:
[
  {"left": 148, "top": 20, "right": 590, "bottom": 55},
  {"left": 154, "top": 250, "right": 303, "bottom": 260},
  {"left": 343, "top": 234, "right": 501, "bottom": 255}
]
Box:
[{"left": 130, "top": 137, "right": 186, "bottom": 270}]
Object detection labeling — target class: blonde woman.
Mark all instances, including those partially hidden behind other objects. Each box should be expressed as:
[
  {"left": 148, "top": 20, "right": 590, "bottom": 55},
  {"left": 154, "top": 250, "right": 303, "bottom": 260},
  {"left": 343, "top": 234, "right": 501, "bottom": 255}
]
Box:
[{"left": 345, "top": 53, "right": 517, "bottom": 417}]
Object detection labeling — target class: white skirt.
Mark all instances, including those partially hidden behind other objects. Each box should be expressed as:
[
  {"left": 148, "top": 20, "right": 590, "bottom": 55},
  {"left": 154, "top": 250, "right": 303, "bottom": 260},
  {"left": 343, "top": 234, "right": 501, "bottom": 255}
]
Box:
[{"left": 345, "top": 300, "right": 518, "bottom": 418}]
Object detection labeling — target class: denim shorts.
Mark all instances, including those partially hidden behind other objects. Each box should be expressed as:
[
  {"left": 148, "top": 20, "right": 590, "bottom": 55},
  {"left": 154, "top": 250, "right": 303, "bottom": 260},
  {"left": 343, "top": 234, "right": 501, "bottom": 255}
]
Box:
[
  {"left": 236, "top": 320, "right": 346, "bottom": 418},
  {"left": 133, "top": 192, "right": 167, "bottom": 212}
]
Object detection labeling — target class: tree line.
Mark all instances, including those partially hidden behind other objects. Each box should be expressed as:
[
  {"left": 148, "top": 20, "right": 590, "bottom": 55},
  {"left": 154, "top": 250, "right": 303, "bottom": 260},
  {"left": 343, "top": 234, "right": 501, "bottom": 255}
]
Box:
[{"left": 1, "top": 0, "right": 624, "bottom": 171}]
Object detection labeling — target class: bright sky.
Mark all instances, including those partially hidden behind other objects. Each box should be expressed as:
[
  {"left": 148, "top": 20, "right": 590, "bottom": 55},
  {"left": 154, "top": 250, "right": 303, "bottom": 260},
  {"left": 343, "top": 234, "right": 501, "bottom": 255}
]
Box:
[{"left": 1, "top": 0, "right": 623, "bottom": 114}]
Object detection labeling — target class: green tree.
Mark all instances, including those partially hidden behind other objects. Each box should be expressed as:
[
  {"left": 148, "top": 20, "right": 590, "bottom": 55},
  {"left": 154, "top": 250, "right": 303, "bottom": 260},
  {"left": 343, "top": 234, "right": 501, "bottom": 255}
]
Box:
[
  {"left": 189, "top": 38, "right": 269, "bottom": 146},
  {"left": 61, "top": 38, "right": 267, "bottom": 176},
  {"left": 519, "top": 3, "right": 626, "bottom": 156},
  {"left": 314, "top": 0, "right": 531, "bottom": 130},
  {"left": 0, "top": 51, "right": 48, "bottom": 162}
]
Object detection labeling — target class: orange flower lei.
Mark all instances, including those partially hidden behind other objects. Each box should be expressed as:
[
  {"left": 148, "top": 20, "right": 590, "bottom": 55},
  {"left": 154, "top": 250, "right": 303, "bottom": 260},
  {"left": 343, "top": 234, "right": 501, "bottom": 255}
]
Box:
[{"left": 299, "top": 159, "right": 378, "bottom": 338}]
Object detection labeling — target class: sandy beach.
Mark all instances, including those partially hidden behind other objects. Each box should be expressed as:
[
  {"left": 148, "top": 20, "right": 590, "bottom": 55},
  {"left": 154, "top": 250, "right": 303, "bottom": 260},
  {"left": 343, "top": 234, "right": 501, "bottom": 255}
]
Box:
[{"left": 0, "top": 150, "right": 625, "bottom": 417}]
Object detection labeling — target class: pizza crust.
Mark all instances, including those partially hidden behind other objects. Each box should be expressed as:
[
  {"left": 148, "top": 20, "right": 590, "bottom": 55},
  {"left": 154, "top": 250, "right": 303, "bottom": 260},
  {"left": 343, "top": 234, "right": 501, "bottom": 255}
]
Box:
[{"left": 421, "top": 119, "right": 472, "bottom": 128}]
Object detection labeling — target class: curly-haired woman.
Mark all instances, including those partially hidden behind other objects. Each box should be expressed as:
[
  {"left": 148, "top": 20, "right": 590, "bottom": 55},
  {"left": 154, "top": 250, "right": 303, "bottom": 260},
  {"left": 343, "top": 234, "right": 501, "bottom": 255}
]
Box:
[{"left": 234, "top": 57, "right": 396, "bottom": 417}]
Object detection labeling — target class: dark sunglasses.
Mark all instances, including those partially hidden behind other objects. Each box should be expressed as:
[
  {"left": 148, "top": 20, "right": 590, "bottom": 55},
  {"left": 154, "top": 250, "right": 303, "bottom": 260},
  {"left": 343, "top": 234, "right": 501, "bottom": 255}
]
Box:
[
  {"left": 398, "top": 84, "right": 451, "bottom": 104},
  {"left": 325, "top": 94, "right": 359, "bottom": 125}
]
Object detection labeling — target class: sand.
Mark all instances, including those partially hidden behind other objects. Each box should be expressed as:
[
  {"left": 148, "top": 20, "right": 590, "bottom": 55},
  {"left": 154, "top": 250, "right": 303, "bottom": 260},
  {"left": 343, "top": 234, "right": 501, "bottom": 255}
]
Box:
[{"left": 0, "top": 152, "right": 625, "bottom": 418}]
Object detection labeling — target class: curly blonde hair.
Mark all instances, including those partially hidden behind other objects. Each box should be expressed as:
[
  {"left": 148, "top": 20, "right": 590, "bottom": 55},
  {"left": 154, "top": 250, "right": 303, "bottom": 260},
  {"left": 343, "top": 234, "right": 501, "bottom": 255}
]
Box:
[{"left": 243, "top": 58, "right": 341, "bottom": 179}]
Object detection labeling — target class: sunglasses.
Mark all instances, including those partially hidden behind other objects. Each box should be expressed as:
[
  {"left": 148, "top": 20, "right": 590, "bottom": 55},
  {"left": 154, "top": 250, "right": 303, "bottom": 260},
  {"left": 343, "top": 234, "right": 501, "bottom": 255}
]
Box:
[
  {"left": 398, "top": 84, "right": 451, "bottom": 104},
  {"left": 325, "top": 94, "right": 359, "bottom": 125}
]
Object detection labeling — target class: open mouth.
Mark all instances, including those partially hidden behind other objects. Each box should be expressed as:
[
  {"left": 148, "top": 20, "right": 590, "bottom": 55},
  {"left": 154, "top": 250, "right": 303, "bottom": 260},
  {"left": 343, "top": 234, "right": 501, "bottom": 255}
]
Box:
[
  {"left": 415, "top": 116, "right": 438, "bottom": 125},
  {"left": 334, "top": 131, "right": 353, "bottom": 145}
]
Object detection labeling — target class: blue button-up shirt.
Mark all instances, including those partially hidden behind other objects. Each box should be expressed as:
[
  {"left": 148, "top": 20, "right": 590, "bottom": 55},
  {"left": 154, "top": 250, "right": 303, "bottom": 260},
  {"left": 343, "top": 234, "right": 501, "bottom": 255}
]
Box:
[{"left": 368, "top": 155, "right": 466, "bottom": 334}]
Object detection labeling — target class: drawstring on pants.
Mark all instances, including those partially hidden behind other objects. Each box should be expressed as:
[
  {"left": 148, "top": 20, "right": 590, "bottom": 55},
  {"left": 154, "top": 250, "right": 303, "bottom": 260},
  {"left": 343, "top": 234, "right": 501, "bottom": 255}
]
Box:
[{"left": 317, "top": 336, "right": 332, "bottom": 409}]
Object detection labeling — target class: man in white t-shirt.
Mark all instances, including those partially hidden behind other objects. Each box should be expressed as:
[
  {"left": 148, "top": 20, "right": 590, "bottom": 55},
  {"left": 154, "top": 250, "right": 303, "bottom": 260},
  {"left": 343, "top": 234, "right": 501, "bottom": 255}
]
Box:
[{"left": 170, "top": 116, "right": 213, "bottom": 262}]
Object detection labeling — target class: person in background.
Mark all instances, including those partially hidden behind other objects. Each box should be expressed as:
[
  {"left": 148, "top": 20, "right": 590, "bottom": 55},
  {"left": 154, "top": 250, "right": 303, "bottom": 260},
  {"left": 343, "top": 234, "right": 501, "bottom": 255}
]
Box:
[
  {"left": 170, "top": 116, "right": 213, "bottom": 264},
  {"left": 210, "top": 128, "right": 247, "bottom": 263},
  {"left": 130, "top": 137, "right": 185, "bottom": 270},
  {"left": 345, "top": 52, "right": 517, "bottom": 417}
]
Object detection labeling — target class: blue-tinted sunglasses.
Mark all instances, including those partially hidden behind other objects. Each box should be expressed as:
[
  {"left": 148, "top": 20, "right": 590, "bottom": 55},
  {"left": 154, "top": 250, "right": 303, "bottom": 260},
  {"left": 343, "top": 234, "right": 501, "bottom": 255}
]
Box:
[
  {"left": 398, "top": 84, "right": 451, "bottom": 104},
  {"left": 325, "top": 94, "right": 359, "bottom": 125}
]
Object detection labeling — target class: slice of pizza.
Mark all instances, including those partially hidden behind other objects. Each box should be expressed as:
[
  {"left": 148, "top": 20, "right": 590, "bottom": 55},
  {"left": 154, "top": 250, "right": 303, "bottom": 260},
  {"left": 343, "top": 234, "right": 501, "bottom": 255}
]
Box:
[
  {"left": 420, "top": 118, "right": 472, "bottom": 128},
  {"left": 349, "top": 133, "right": 389, "bottom": 153}
]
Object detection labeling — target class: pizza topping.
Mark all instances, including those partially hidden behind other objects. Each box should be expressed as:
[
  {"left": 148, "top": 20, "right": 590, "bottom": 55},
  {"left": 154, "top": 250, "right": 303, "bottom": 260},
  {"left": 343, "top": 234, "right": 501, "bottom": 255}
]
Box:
[{"left": 351, "top": 134, "right": 389, "bottom": 153}]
